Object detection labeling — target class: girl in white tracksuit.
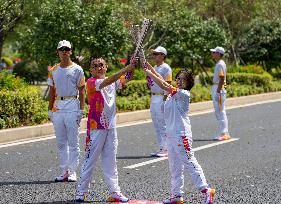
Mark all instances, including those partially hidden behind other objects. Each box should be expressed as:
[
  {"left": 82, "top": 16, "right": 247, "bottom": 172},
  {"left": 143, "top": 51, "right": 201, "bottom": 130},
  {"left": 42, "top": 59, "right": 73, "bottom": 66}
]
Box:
[{"left": 143, "top": 62, "right": 215, "bottom": 204}]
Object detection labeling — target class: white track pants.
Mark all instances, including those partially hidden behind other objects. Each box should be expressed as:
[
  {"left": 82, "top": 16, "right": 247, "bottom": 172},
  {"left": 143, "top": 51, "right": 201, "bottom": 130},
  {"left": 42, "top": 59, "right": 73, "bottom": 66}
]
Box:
[
  {"left": 150, "top": 97, "right": 166, "bottom": 150},
  {"left": 211, "top": 85, "right": 229, "bottom": 136},
  {"left": 53, "top": 111, "right": 80, "bottom": 173},
  {"left": 77, "top": 129, "right": 120, "bottom": 194},
  {"left": 167, "top": 134, "right": 208, "bottom": 196}
]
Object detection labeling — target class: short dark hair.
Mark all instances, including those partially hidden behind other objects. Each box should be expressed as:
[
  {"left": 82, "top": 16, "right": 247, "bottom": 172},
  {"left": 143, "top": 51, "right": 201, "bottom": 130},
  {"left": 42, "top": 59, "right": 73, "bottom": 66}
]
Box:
[
  {"left": 89, "top": 57, "right": 107, "bottom": 67},
  {"left": 175, "top": 69, "right": 195, "bottom": 91}
]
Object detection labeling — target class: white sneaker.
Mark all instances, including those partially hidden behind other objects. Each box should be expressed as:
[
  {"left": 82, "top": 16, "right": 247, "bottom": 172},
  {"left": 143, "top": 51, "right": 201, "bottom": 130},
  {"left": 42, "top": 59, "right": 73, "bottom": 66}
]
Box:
[
  {"left": 68, "top": 171, "right": 77, "bottom": 182},
  {"left": 151, "top": 149, "right": 168, "bottom": 157},
  {"left": 107, "top": 192, "right": 129, "bottom": 203},
  {"left": 156, "top": 149, "right": 168, "bottom": 157},
  {"left": 54, "top": 171, "right": 69, "bottom": 182},
  {"left": 75, "top": 192, "right": 87, "bottom": 202}
]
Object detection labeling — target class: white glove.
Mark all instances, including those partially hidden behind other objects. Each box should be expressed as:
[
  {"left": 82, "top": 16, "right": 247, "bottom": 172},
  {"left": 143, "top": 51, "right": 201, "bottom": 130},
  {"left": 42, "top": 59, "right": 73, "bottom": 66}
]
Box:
[
  {"left": 77, "top": 110, "right": 84, "bottom": 125},
  {"left": 48, "top": 110, "right": 53, "bottom": 122},
  {"left": 215, "top": 92, "right": 221, "bottom": 102}
]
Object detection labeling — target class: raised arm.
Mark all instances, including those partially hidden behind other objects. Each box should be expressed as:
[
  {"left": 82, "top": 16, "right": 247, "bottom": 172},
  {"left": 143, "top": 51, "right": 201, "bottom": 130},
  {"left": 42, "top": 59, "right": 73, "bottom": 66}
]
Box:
[
  {"left": 99, "top": 65, "right": 134, "bottom": 90},
  {"left": 143, "top": 66, "right": 173, "bottom": 93},
  {"left": 144, "top": 61, "right": 164, "bottom": 80}
]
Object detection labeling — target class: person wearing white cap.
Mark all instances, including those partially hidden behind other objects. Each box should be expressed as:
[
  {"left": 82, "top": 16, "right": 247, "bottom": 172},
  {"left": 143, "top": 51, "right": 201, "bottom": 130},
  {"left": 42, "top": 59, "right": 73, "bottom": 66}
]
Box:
[
  {"left": 148, "top": 46, "right": 172, "bottom": 157},
  {"left": 210, "top": 46, "right": 231, "bottom": 140},
  {"left": 48, "top": 40, "right": 85, "bottom": 182}
]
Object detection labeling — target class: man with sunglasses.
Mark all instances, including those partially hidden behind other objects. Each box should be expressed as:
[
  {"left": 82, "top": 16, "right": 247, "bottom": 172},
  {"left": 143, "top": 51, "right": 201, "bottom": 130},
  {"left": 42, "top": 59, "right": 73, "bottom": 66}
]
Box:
[
  {"left": 48, "top": 40, "right": 85, "bottom": 182},
  {"left": 210, "top": 46, "right": 231, "bottom": 141},
  {"left": 149, "top": 46, "right": 172, "bottom": 157}
]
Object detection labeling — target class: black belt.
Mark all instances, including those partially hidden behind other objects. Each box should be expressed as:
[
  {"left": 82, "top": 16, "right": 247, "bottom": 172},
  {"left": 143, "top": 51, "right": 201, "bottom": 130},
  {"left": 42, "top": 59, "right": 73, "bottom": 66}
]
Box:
[
  {"left": 56, "top": 96, "right": 78, "bottom": 100},
  {"left": 152, "top": 93, "right": 164, "bottom": 96}
]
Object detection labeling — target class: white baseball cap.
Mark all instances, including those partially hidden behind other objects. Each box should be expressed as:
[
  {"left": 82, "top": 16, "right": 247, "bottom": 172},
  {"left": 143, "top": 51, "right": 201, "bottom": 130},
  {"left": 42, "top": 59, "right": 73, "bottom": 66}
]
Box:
[
  {"left": 210, "top": 46, "right": 225, "bottom": 55},
  {"left": 152, "top": 46, "right": 167, "bottom": 55},
  {"left": 57, "top": 40, "right": 71, "bottom": 49}
]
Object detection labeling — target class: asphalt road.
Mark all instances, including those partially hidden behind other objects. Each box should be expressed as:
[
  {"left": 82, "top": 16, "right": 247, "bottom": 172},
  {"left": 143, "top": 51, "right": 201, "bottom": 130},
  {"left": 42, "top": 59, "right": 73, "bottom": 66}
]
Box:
[{"left": 1, "top": 101, "right": 281, "bottom": 204}]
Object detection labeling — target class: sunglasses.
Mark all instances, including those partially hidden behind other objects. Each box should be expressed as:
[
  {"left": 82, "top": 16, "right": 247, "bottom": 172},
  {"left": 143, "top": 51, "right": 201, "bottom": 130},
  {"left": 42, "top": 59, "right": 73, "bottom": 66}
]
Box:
[
  {"left": 91, "top": 63, "right": 105, "bottom": 69},
  {"left": 58, "top": 47, "right": 71, "bottom": 52}
]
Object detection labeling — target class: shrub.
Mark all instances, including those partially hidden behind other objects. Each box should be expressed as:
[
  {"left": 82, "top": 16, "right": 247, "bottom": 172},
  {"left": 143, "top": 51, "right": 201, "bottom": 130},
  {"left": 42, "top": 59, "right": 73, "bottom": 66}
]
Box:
[
  {"left": 0, "top": 86, "right": 48, "bottom": 129},
  {"left": 117, "top": 80, "right": 151, "bottom": 97},
  {"left": 226, "top": 72, "right": 272, "bottom": 87},
  {"left": 0, "top": 71, "right": 27, "bottom": 90},
  {"left": 269, "top": 66, "right": 281, "bottom": 79},
  {"left": 190, "top": 84, "right": 211, "bottom": 102},
  {"left": 227, "top": 64, "right": 266, "bottom": 74},
  {"left": 117, "top": 94, "right": 150, "bottom": 111},
  {"left": 199, "top": 72, "right": 272, "bottom": 87},
  {"left": 227, "top": 84, "right": 264, "bottom": 97}
]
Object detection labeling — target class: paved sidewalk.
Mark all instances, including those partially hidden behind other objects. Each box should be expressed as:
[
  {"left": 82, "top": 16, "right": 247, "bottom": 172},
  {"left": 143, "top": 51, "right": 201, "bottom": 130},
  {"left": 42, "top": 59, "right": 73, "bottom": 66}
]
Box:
[{"left": 1, "top": 91, "right": 281, "bottom": 144}]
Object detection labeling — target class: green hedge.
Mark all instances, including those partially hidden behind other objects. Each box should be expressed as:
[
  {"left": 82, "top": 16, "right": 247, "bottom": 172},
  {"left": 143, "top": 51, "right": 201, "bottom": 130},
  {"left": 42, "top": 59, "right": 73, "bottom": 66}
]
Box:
[
  {"left": 1, "top": 70, "right": 281, "bottom": 128},
  {"left": 0, "top": 70, "right": 27, "bottom": 90},
  {"left": 227, "top": 72, "right": 272, "bottom": 87},
  {"left": 117, "top": 94, "right": 150, "bottom": 111},
  {"left": 117, "top": 80, "right": 151, "bottom": 97},
  {"left": 0, "top": 87, "right": 48, "bottom": 129},
  {"left": 227, "top": 64, "right": 265, "bottom": 74},
  {"left": 115, "top": 81, "right": 281, "bottom": 112},
  {"left": 199, "top": 72, "right": 273, "bottom": 87}
]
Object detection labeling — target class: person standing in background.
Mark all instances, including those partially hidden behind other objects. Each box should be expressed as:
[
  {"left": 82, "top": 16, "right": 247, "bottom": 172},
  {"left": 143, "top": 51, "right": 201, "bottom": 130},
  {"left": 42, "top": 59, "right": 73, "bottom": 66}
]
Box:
[
  {"left": 210, "top": 46, "right": 231, "bottom": 141},
  {"left": 148, "top": 46, "right": 172, "bottom": 157},
  {"left": 48, "top": 40, "right": 85, "bottom": 182}
]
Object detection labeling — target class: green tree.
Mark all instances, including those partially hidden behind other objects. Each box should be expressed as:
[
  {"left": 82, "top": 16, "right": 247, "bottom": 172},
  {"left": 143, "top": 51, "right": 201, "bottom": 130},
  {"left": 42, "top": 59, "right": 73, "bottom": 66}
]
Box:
[
  {"left": 239, "top": 17, "right": 281, "bottom": 70},
  {"left": 17, "top": 0, "right": 129, "bottom": 79},
  {"left": 0, "top": 0, "right": 24, "bottom": 58},
  {"left": 152, "top": 9, "right": 229, "bottom": 72}
]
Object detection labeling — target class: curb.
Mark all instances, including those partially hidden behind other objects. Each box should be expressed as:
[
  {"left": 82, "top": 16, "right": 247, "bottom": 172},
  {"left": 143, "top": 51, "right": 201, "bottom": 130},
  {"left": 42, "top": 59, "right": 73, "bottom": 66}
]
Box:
[{"left": 1, "top": 92, "right": 281, "bottom": 144}]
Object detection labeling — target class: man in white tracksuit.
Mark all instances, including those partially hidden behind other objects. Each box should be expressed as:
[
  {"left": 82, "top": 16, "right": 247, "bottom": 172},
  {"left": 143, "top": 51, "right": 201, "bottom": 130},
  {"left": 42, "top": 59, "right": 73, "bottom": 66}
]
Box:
[
  {"left": 210, "top": 46, "right": 231, "bottom": 141},
  {"left": 148, "top": 46, "right": 172, "bottom": 157},
  {"left": 48, "top": 40, "right": 85, "bottom": 182}
]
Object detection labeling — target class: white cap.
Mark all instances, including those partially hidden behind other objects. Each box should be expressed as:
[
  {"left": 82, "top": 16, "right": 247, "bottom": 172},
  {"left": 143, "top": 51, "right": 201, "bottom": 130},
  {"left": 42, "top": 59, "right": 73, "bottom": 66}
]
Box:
[
  {"left": 152, "top": 46, "right": 167, "bottom": 55},
  {"left": 57, "top": 40, "right": 71, "bottom": 49},
  {"left": 210, "top": 46, "right": 225, "bottom": 55}
]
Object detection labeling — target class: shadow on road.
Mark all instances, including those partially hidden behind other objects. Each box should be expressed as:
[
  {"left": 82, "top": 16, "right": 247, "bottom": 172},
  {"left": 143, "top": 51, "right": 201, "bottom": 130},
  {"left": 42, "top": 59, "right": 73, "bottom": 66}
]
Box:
[
  {"left": 117, "top": 155, "right": 152, "bottom": 159},
  {"left": 24, "top": 200, "right": 106, "bottom": 204},
  {"left": 0, "top": 180, "right": 57, "bottom": 186},
  {"left": 193, "top": 139, "right": 216, "bottom": 142}
]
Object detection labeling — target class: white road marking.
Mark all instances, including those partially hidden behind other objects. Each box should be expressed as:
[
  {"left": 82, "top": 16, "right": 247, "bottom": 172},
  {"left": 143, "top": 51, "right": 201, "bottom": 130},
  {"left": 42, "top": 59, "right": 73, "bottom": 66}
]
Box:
[
  {"left": 0, "top": 97, "right": 279, "bottom": 148},
  {"left": 0, "top": 135, "right": 56, "bottom": 148},
  {"left": 123, "top": 138, "right": 240, "bottom": 169}
]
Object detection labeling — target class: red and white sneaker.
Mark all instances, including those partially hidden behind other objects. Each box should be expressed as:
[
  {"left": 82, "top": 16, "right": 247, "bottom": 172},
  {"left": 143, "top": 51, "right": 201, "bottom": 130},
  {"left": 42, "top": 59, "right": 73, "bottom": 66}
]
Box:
[
  {"left": 54, "top": 171, "right": 69, "bottom": 182},
  {"left": 214, "top": 134, "right": 231, "bottom": 141},
  {"left": 202, "top": 188, "right": 216, "bottom": 204},
  {"left": 107, "top": 192, "right": 129, "bottom": 203},
  {"left": 163, "top": 195, "right": 184, "bottom": 204}
]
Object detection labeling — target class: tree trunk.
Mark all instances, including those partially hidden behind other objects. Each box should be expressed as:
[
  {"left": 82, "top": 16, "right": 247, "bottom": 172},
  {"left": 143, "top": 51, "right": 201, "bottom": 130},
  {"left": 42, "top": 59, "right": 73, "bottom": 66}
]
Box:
[{"left": 0, "top": 34, "right": 3, "bottom": 58}]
